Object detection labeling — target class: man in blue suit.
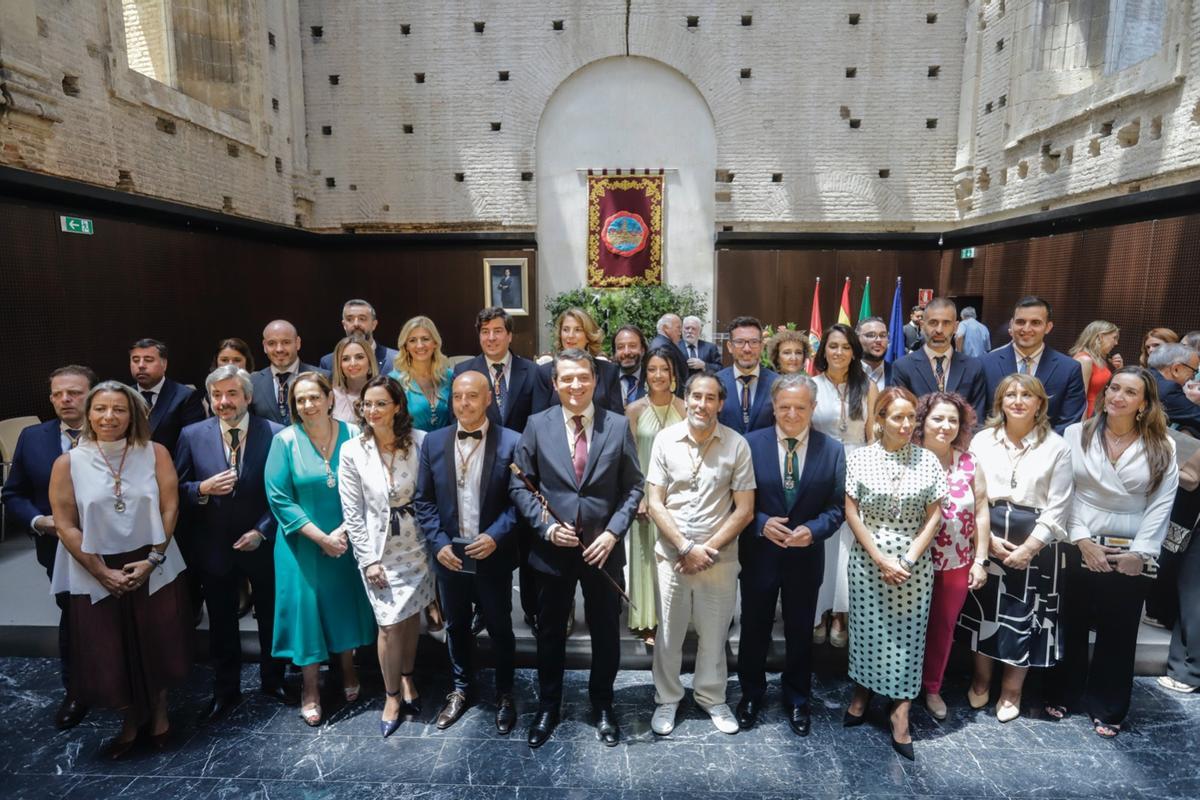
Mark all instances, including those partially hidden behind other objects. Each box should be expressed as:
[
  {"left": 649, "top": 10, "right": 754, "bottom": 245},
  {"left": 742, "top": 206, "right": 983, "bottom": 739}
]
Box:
[
  {"left": 981, "top": 296, "right": 1086, "bottom": 434},
  {"left": 891, "top": 298, "right": 990, "bottom": 424},
  {"left": 174, "top": 365, "right": 293, "bottom": 724},
  {"left": 1149, "top": 343, "right": 1200, "bottom": 437},
  {"left": 250, "top": 319, "right": 326, "bottom": 425},
  {"left": 613, "top": 325, "right": 647, "bottom": 407},
  {"left": 717, "top": 316, "right": 779, "bottom": 433},
  {"left": 129, "top": 338, "right": 204, "bottom": 453},
  {"left": 415, "top": 371, "right": 521, "bottom": 734},
  {"left": 318, "top": 299, "right": 400, "bottom": 374},
  {"left": 736, "top": 373, "right": 846, "bottom": 736},
  {"left": 2, "top": 364, "right": 97, "bottom": 729},
  {"left": 680, "top": 315, "right": 724, "bottom": 374}
]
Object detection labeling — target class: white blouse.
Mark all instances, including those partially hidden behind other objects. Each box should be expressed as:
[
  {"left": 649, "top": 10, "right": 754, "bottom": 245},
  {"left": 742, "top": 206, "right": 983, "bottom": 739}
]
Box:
[
  {"left": 332, "top": 386, "right": 360, "bottom": 423},
  {"left": 50, "top": 439, "right": 185, "bottom": 603},
  {"left": 969, "top": 426, "right": 1073, "bottom": 544},
  {"left": 1064, "top": 423, "right": 1179, "bottom": 556}
]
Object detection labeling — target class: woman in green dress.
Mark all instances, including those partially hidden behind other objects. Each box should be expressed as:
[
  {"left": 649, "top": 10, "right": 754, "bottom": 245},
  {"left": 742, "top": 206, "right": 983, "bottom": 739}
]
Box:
[
  {"left": 266, "top": 371, "right": 377, "bottom": 726},
  {"left": 389, "top": 315, "right": 454, "bottom": 432},
  {"left": 624, "top": 347, "right": 685, "bottom": 643}
]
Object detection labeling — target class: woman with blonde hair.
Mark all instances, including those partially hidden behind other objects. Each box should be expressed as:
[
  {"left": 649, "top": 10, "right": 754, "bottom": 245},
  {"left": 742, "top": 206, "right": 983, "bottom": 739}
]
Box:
[
  {"left": 331, "top": 334, "right": 379, "bottom": 422},
  {"left": 389, "top": 316, "right": 454, "bottom": 432},
  {"left": 1139, "top": 327, "right": 1179, "bottom": 367},
  {"left": 767, "top": 329, "right": 810, "bottom": 375},
  {"left": 957, "top": 373, "right": 1073, "bottom": 723},
  {"left": 533, "top": 306, "right": 623, "bottom": 413},
  {"left": 1069, "top": 321, "right": 1121, "bottom": 417}
]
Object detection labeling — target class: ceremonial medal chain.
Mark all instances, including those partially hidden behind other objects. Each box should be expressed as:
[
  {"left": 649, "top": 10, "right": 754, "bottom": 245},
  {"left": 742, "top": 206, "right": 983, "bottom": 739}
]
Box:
[
  {"left": 455, "top": 437, "right": 483, "bottom": 488},
  {"left": 97, "top": 442, "right": 131, "bottom": 513}
]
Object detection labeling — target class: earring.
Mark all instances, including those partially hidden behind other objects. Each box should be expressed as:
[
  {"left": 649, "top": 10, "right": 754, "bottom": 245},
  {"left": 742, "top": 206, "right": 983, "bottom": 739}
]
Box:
[{"left": 1136, "top": 408, "right": 1145, "bottom": 421}]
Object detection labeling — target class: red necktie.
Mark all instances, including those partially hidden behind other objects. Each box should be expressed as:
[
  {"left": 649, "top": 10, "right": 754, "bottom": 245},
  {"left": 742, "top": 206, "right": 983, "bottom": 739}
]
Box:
[{"left": 572, "top": 415, "right": 588, "bottom": 485}]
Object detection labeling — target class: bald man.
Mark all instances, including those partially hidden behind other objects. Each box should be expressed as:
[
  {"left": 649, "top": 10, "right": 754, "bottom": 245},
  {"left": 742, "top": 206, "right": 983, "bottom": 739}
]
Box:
[
  {"left": 250, "top": 320, "right": 328, "bottom": 425},
  {"left": 414, "top": 370, "right": 521, "bottom": 733}
]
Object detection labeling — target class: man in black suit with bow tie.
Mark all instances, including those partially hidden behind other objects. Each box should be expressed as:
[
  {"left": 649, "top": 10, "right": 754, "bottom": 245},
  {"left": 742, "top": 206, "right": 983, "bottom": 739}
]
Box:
[{"left": 510, "top": 349, "right": 643, "bottom": 749}]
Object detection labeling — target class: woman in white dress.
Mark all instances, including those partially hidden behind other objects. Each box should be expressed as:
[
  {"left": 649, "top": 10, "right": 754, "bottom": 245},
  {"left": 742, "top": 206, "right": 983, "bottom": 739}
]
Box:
[
  {"left": 810, "top": 323, "right": 878, "bottom": 647},
  {"left": 339, "top": 375, "right": 433, "bottom": 737},
  {"left": 1046, "top": 367, "right": 1178, "bottom": 738},
  {"left": 331, "top": 334, "right": 379, "bottom": 423},
  {"left": 957, "top": 373, "right": 1073, "bottom": 723}
]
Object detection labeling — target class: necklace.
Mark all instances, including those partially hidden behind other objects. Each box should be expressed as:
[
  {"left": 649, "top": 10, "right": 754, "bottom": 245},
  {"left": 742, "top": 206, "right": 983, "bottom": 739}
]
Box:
[
  {"left": 687, "top": 430, "right": 718, "bottom": 490},
  {"left": 832, "top": 378, "right": 850, "bottom": 433},
  {"left": 96, "top": 441, "right": 131, "bottom": 513},
  {"left": 1002, "top": 432, "right": 1031, "bottom": 490},
  {"left": 783, "top": 436, "right": 802, "bottom": 491},
  {"left": 1104, "top": 426, "right": 1136, "bottom": 466},
  {"left": 379, "top": 439, "right": 404, "bottom": 504},
  {"left": 649, "top": 400, "right": 673, "bottom": 432},
  {"left": 455, "top": 433, "right": 484, "bottom": 488},
  {"left": 885, "top": 443, "right": 909, "bottom": 519},
  {"left": 308, "top": 422, "right": 338, "bottom": 488}
]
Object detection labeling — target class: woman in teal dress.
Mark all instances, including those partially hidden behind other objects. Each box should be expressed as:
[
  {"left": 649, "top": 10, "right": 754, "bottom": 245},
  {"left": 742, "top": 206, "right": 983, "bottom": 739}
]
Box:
[
  {"left": 623, "top": 347, "right": 685, "bottom": 643},
  {"left": 388, "top": 315, "right": 454, "bottom": 431},
  {"left": 266, "top": 371, "right": 376, "bottom": 726}
]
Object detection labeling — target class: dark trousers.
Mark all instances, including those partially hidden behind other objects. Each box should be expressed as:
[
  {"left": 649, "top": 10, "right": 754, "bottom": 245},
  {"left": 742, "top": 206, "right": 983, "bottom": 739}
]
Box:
[
  {"left": 737, "top": 555, "right": 821, "bottom": 709},
  {"left": 535, "top": 565, "right": 622, "bottom": 712},
  {"left": 1145, "top": 548, "right": 1182, "bottom": 629},
  {"left": 517, "top": 526, "right": 539, "bottom": 623},
  {"left": 200, "top": 550, "right": 284, "bottom": 697},
  {"left": 1050, "top": 549, "right": 1149, "bottom": 725},
  {"left": 34, "top": 533, "right": 72, "bottom": 690},
  {"left": 438, "top": 567, "right": 516, "bottom": 695},
  {"left": 1169, "top": 536, "right": 1200, "bottom": 686}
]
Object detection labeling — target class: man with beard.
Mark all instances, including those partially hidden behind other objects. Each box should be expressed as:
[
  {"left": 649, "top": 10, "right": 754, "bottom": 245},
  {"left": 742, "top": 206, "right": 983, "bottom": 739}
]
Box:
[
  {"left": 891, "top": 298, "right": 989, "bottom": 425},
  {"left": 319, "top": 299, "right": 400, "bottom": 375},
  {"left": 129, "top": 338, "right": 204, "bottom": 453},
  {"left": 175, "top": 366, "right": 295, "bottom": 724},
  {"left": 613, "top": 325, "right": 647, "bottom": 406},
  {"left": 855, "top": 317, "right": 892, "bottom": 391},
  {"left": 680, "top": 316, "right": 723, "bottom": 375},
  {"left": 251, "top": 320, "right": 326, "bottom": 425},
  {"left": 717, "top": 317, "right": 779, "bottom": 434}
]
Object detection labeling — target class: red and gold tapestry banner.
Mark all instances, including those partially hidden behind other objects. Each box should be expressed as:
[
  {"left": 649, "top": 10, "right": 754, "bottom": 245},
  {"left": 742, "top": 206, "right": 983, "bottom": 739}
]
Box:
[{"left": 587, "top": 173, "right": 663, "bottom": 287}]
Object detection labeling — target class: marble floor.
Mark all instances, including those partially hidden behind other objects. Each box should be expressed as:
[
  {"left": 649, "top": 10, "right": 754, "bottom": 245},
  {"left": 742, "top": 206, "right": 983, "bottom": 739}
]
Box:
[{"left": 2, "top": 655, "right": 1198, "bottom": 800}]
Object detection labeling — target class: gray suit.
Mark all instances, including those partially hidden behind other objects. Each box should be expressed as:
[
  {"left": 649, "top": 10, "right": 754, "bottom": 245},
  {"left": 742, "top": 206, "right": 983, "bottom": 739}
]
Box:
[{"left": 249, "top": 364, "right": 327, "bottom": 425}]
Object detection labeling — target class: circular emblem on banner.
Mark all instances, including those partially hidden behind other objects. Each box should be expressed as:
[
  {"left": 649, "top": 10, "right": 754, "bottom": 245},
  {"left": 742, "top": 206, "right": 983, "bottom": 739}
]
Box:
[
  {"left": 807, "top": 330, "right": 821, "bottom": 358},
  {"left": 601, "top": 211, "right": 649, "bottom": 257}
]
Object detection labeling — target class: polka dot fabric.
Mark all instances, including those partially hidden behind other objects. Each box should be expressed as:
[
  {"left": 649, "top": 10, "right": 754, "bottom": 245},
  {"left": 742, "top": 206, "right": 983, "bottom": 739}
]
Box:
[{"left": 845, "top": 442, "right": 947, "bottom": 699}]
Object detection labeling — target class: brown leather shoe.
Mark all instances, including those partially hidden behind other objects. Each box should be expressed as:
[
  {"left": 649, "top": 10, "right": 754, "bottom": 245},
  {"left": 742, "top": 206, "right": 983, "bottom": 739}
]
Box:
[{"left": 436, "top": 691, "right": 469, "bottom": 730}]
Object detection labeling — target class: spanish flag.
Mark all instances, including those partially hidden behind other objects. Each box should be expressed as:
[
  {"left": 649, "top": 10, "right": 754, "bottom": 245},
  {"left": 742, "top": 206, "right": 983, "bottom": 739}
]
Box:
[{"left": 837, "top": 277, "right": 852, "bottom": 326}]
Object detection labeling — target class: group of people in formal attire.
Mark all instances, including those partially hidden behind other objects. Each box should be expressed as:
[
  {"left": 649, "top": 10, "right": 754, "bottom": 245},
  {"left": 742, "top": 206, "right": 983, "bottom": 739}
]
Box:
[{"left": 4, "top": 294, "right": 1199, "bottom": 763}]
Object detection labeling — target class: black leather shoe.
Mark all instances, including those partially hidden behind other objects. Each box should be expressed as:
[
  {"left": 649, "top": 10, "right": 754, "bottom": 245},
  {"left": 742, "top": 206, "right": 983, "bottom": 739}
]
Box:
[
  {"left": 736, "top": 698, "right": 760, "bottom": 730},
  {"left": 197, "top": 692, "right": 243, "bottom": 726},
  {"left": 101, "top": 733, "right": 139, "bottom": 760},
  {"left": 527, "top": 710, "right": 559, "bottom": 748},
  {"left": 496, "top": 694, "right": 517, "bottom": 735},
  {"left": 54, "top": 696, "right": 88, "bottom": 730},
  {"left": 262, "top": 684, "right": 300, "bottom": 706},
  {"left": 436, "top": 691, "right": 469, "bottom": 730},
  {"left": 594, "top": 706, "right": 620, "bottom": 747},
  {"left": 789, "top": 707, "right": 812, "bottom": 737}
]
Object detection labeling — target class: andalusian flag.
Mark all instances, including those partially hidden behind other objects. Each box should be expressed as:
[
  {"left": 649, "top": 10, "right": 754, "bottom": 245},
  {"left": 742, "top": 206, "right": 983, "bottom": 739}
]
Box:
[
  {"left": 837, "top": 277, "right": 852, "bottom": 326},
  {"left": 858, "top": 277, "right": 872, "bottom": 322},
  {"left": 806, "top": 278, "right": 822, "bottom": 375}
]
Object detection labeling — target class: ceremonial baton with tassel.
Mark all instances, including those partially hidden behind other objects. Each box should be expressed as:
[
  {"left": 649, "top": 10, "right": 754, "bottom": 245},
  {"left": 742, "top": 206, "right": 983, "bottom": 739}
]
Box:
[{"left": 508, "top": 462, "right": 636, "bottom": 610}]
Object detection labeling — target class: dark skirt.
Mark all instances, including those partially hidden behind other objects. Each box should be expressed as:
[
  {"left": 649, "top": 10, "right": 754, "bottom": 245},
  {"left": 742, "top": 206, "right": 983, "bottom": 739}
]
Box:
[
  {"left": 955, "top": 501, "right": 1063, "bottom": 668},
  {"left": 68, "top": 546, "right": 192, "bottom": 720}
]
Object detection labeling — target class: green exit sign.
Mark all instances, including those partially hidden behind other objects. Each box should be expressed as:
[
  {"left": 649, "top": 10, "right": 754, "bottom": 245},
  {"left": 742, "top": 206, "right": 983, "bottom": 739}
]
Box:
[
  {"left": 59, "top": 215, "right": 94, "bottom": 235},
  {"left": 960, "top": 246, "right": 976, "bottom": 259}
]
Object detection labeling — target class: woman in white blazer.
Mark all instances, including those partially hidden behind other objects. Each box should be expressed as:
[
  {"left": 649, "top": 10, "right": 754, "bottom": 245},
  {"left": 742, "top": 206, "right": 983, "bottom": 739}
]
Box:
[{"left": 339, "top": 376, "right": 433, "bottom": 737}]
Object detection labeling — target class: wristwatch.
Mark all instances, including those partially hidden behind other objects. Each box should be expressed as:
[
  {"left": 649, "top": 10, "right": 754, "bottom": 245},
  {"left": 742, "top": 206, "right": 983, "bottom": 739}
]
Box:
[
  {"left": 898, "top": 554, "right": 915, "bottom": 571},
  {"left": 974, "top": 557, "right": 989, "bottom": 568}
]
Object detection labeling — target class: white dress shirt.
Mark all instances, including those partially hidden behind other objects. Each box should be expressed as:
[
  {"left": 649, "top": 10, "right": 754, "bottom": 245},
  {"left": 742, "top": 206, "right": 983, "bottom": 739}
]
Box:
[
  {"left": 486, "top": 351, "right": 513, "bottom": 391},
  {"left": 970, "top": 426, "right": 1073, "bottom": 544},
  {"left": 561, "top": 402, "right": 595, "bottom": 457},
  {"left": 924, "top": 345, "right": 954, "bottom": 390},
  {"left": 734, "top": 365, "right": 762, "bottom": 406},
  {"left": 455, "top": 421, "right": 489, "bottom": 539},
  {"left": 1013, "top": 344, "right": 1046, "bottom": 375},
  {"left": 775, "top": 425, "right": 811, "bottom": 484},
  {"left": 218, "top": 414, "right": 250, "bottom": 467}
]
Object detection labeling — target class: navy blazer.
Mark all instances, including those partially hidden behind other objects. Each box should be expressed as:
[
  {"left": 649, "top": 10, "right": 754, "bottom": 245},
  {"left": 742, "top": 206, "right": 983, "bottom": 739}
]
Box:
[
  {"left": 891, "top": 350, "right": 990, "bottom": 426},
  {"left": 141, "top": 378, "right": 204, "bottom": 453},
  {"left": 510, "top": 406, "right": 644, "bottom": 577},
  {"left": 616, "top": 371, "right": 646, "bottom": 407},
  {"left": 679, "top": 339, "right": 724, "bottom": 373},
  {"left": 414, "top": 424, "right": 521, "bottom": 577},
  {"left": 320, "top": 340, "right": 399, "bottom": 375},
  {"left": 717, "top": 367, "right": 779, "bottom": 434},
  {"left": 1156, "top": 372, "right": 1200, "bottom": 437},
  {"left": 174, "top": 415, "right": 282, "bottom": 576},
  {"left": 647, "top": 333, "right": 689, "bottom": 397},
  {"left": 739, "top": 427, "right": 846, "bottom": 582},
  {"left": 1, "top": 420, "right": 67, "bottom": 574},
  {"left": 249, "top": 363, "right": 327, "bottom": 425},
  {"left": 454, "top": 353, "right": 538, "bottom": 433},
  {"left": 532, "top": 358, "right": 624, "bottom": 416},
  {"left": 982, "top": 345, "right": 1085, "bottom": 435}
]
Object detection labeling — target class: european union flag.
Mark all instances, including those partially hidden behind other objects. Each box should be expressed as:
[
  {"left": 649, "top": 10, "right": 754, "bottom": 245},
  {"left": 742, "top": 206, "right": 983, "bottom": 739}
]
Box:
[{"left": 886, "top": 277, "right": 906, "bottom": 364}]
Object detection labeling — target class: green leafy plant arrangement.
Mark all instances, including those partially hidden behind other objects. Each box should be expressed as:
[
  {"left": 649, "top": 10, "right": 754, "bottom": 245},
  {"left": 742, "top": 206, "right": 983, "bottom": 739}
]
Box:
[{"left": 544, "top": 285, "right": 709, "bottom": 353}]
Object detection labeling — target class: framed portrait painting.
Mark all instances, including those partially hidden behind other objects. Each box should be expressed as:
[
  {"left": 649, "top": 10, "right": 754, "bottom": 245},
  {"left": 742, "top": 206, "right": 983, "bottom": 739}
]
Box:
[{"left": 483, "top": 257, "right": 529, "bottom": 316}]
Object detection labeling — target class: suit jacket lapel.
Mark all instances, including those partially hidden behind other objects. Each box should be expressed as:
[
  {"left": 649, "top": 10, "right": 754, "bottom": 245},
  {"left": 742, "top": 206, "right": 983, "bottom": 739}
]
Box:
[
  {"left": 505, "top": 358, "right": 529, "bottom": 423},
  {"left": 544, "top": 411, "right": 576, "bottom": 488},
  {"left": 912, "top": 355, "right": 938, "bottom": 395},
  {"left": 947, "top": 353, "right": 966, "bottom": 395},
  {"left": 792, "top": 435, "right": 820, "bottom": 514},
  {"left": 479, "top": 427, "right": 499, "bottom": 514},
  {"left": 1035, "top": 350, "right": 1058, "bottom": 385},
  {"left": 580, "top": 410, "right": 610, "bottom": 486},
  {"left": 999, "top": 345, "right": 1018, "bottom": 376},
  {"left": 440, "top": 431, "right": 461, "bottom": 534},
  {"left": 237, "top": 418, "right": 265, "bottom": 487},
  {"left": 149, "top": 381, "right": 173, "bottom": 428},
  {"left": 755, "top": 437, "right": 785, "bottom": 515}
]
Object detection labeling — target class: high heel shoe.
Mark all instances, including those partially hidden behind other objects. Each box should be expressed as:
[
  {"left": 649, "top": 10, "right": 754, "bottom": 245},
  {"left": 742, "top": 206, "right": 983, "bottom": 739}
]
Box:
[
  {"left": 380, "top": 689, "right": 402, "bottom": 738},
  {"left": 399, "top": 671, "right": 421, "bottom": 714},
  {"left": 148, "top": 726, "right": 171, "bottom": 752},
  {"left": 889, "top": 703, "right": 915, "bottom": 761},
  {"left": 996, "top": 697, "right": 1021, "bottom": 723},
  {"left": 842, "top": 690, "right": 872, "bottom": 727},
  {"left": 966, "top": 686, "right": 990, "bottom": 709}
]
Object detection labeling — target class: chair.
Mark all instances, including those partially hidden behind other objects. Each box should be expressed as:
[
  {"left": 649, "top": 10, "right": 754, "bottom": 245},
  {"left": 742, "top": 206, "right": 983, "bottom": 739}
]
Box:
[
  {"left": 0, "top": 416, "right": 42, "bottom": 541},
  {"left": 447, "top": 355, "right": 474, "bottom": 369}
]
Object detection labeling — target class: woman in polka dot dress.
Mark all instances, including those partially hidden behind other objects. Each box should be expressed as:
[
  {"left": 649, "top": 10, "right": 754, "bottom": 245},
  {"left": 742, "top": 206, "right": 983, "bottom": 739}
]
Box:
[{"left": 841, "top": 387, "right": 947, "bottom": 760}]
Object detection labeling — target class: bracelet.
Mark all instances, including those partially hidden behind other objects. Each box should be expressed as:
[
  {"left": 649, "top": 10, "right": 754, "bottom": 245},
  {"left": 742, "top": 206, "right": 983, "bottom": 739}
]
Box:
[
  {"left": 973, "top": 557, "right": 989, "bottom": 568},
  {"left": 679, "top": 540, "right": 696, "bottom": 558},
  {"left": 897, "top": 554, "right": 915, "bottom": 571},
  {"left": 147, "top": 550, "right": 166, "bottom": 567}
]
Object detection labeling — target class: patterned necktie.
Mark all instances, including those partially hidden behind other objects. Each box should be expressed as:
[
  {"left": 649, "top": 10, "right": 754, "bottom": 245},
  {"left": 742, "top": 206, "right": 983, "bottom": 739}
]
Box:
[
  {"left": 492, "top": 362, "right": 507, "bottom": 409},
  {"left": 622, "top": 374, "right": 637, "bottom": 405},
  {"left": 228, "top": 427, "right": 241, "bottom": 474},
  {"left": 141, "top": 390, "right": 155, "bottom": 408},
  {"left": 934, "top": 356, "right": 946, "bottom": 391},
  {"left": 689, "top": 344, "right": 697, "bottom": 359},
  {"left": 572, "top": 415, "right": 588, "bottom": 485},
  {"left": 1018, "top": 356, "right": 1032, "bottom": 375},
  {"left": 784, "top": 437, "right": 800, "bottom": 508},
  {"left": 65, "top": 428, "right": 81, "bottom": 451},
  {"left": 276, "top": 373, "right": 290, "bottom": 420},
  {"left": 739, "top": 375, "right": 754, "bottom": 427}
]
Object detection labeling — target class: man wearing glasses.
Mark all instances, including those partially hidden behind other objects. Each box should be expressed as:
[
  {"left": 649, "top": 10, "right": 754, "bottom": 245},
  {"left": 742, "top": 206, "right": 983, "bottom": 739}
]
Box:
[
  {"left": 855, "top": 317, "right": 891, "bottom": 392},
  {"left": 717, "top": 316, "right": 778, "bottom": 434}
]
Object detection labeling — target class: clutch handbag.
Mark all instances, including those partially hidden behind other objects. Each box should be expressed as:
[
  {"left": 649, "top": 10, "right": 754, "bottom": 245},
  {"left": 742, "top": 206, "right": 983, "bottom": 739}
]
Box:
[
  {"left": 1162, "top": 522, "right": 1193, "bottom": 555},
  {"left": 1093, "top": 534, "right": 1158, "bottom": 578},
  {"left": 989, "top": 501, "right": 1040, "bottom": 547}
]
